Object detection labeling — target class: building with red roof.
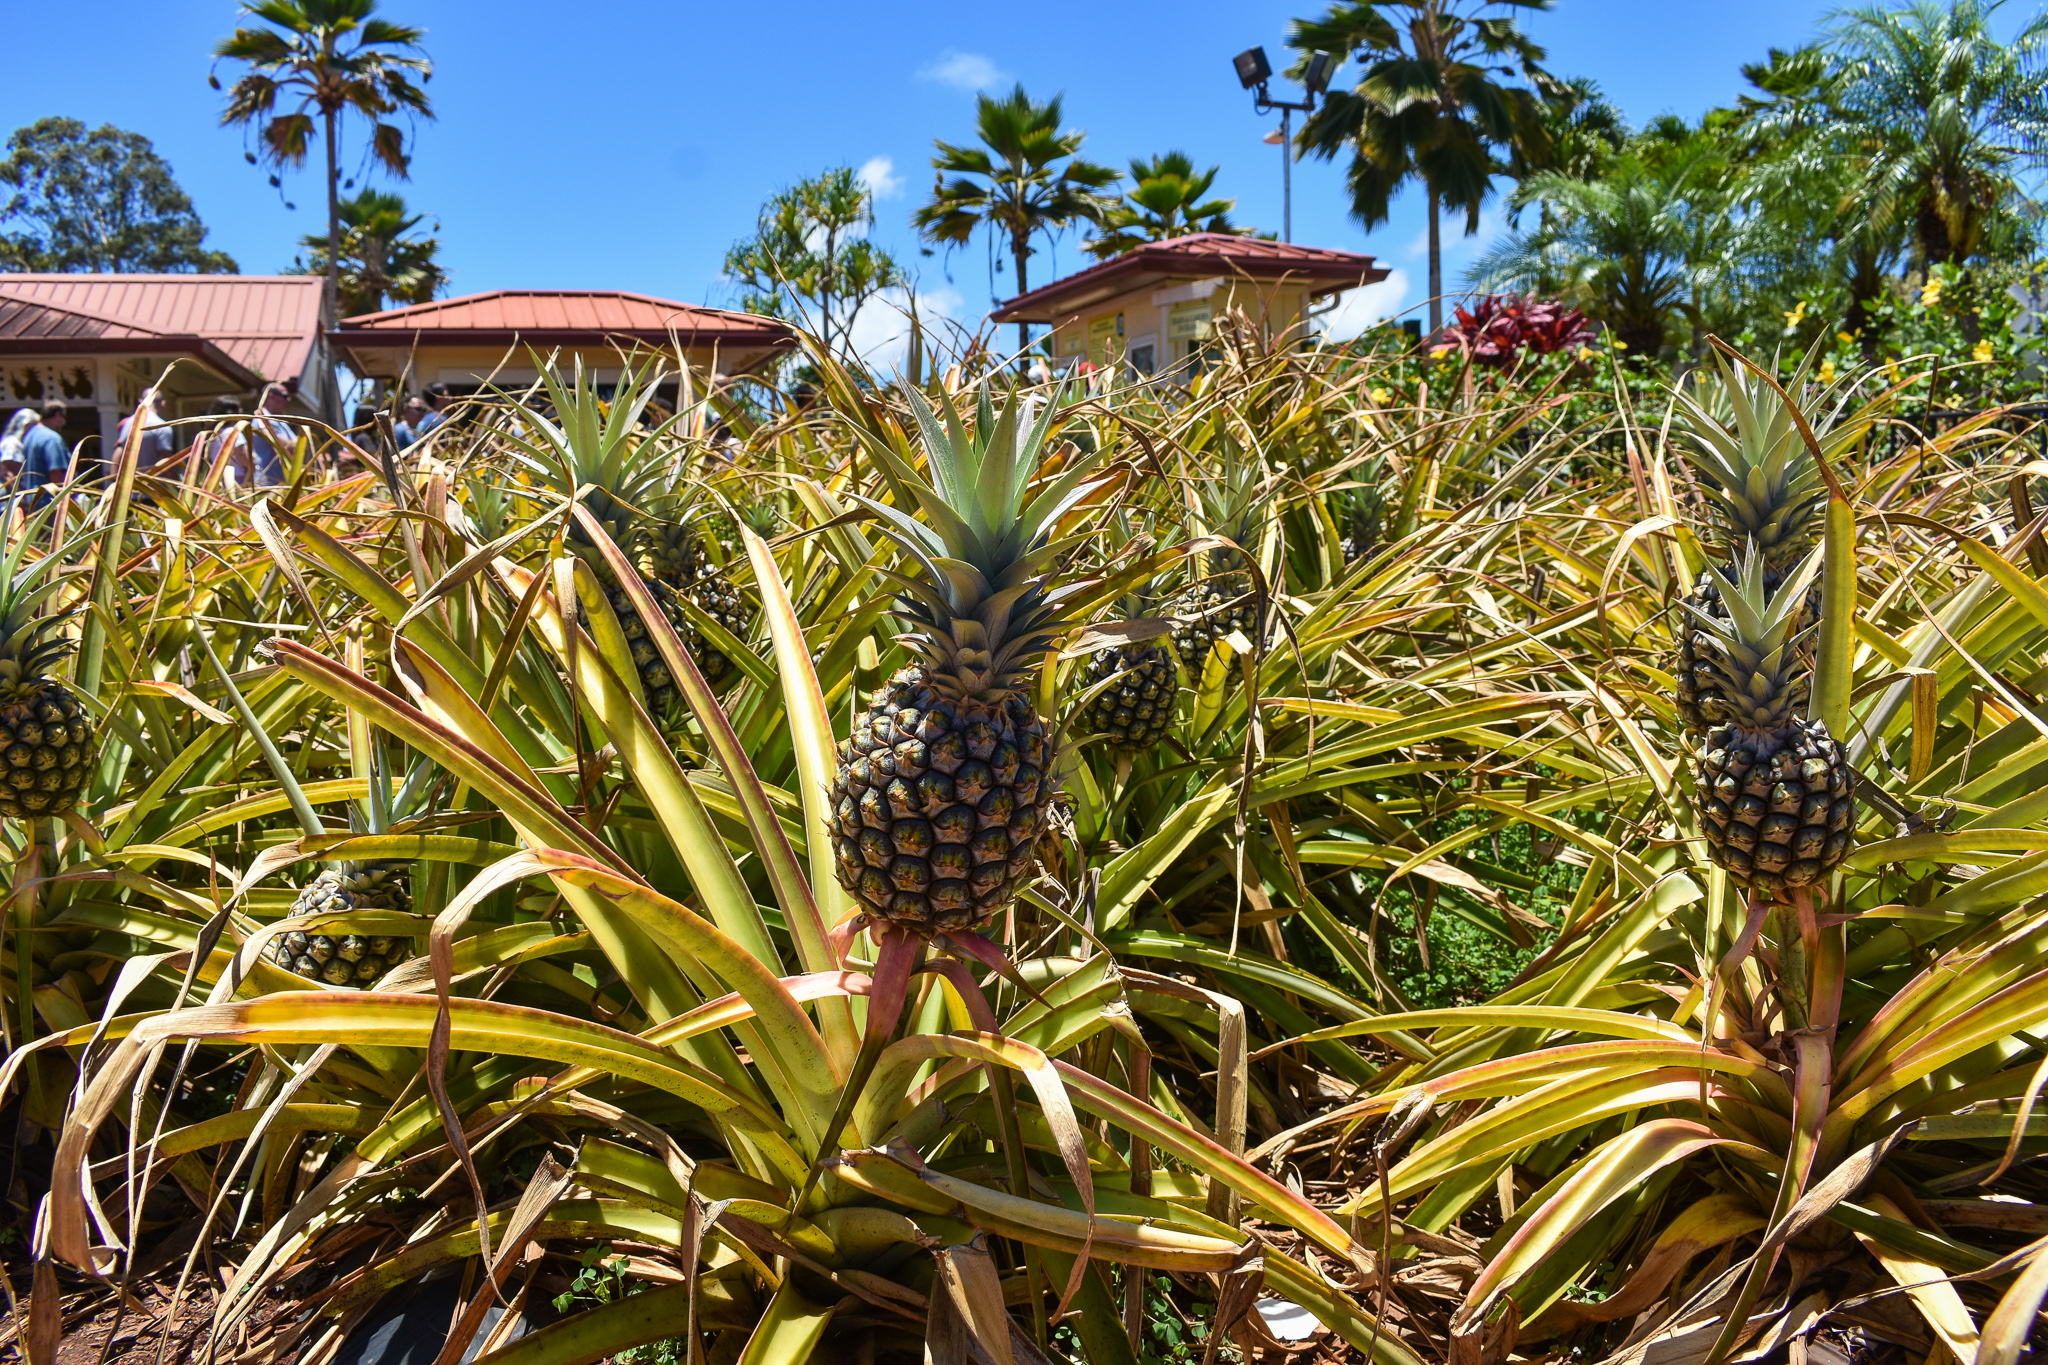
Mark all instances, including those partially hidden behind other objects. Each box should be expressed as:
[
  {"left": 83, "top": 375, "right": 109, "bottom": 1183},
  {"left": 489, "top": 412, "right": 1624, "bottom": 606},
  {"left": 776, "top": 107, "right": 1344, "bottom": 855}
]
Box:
[
  {"left": 332, "top": 289, "right": 795, "bottom": 399},
  {"left": 0, "top": 273, "right": 333, "bottom": 449},
  {"left": 990, "top": 233, "right": 1388, "bottom": 375}
]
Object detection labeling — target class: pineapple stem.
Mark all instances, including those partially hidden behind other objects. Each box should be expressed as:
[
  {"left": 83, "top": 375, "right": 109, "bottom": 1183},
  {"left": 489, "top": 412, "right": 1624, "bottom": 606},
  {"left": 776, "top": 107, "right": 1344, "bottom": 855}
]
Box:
[{"left": 789, "top": 926, "right": 922, "bottom": 1216}]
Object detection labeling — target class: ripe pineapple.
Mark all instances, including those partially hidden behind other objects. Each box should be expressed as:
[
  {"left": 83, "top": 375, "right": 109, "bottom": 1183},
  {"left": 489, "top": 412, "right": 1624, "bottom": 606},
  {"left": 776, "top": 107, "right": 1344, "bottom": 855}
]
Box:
[
  {"left": 0, "top": 534, "right": 98, "bottom": 822},
  {"left": 266, "top": 861, "right": 414, "bottom": 987},
  {"left": 1170, "top": 453, "right": 1269, "bottom": 676},
  {"left": 1687, "top": 550, "right": 1856, "bottom": 898},
  {"left": 829, "top": 385, "right": 1112, "bottom": 936},
  {"left": 1666, "top": 353, "right": 1861, "bottom": 735},
  {"left": 1080, "top": 641, "right": 1178, "bottom": 751}
]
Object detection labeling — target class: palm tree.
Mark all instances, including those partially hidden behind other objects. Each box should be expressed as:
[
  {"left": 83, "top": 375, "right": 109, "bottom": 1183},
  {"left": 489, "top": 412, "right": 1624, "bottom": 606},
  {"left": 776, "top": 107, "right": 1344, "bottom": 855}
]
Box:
[
  {"left": 1823, "top": 0, "right": 2048, "bottom": 269},
  {"left": 913, "top": 84, "right": 1120, "bottom": 352},
  {"left": 213, "top": 0, "right": 433, "bottom": 335},
  {"left": 1472, "top": 135, "right": 1748, "bottom": 360},
  {"left": 1736, "top": 45, "right": 1914, "bottom": 342},
  {"left": 1084, "top": 152, "right": 1250, "bottom": 260},
  {"left": 1291, "top": 0, "right": 1560, "bottom": 335},
  {"left": 1536, "top": 76, "right": 1628, "bottom": 187},
  {"left": 725, "top": 167, "right": 902, "bottom": 360},
  {"left": 289, "top": 187, "right": 445, "bottom": 316}
]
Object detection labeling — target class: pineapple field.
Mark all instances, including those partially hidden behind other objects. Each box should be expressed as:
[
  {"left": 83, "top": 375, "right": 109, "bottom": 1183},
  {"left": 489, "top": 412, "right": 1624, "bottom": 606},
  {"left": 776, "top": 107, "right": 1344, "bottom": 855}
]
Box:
[{"left": 6, "top": 323, "right": 2048, "bottom": 1365}]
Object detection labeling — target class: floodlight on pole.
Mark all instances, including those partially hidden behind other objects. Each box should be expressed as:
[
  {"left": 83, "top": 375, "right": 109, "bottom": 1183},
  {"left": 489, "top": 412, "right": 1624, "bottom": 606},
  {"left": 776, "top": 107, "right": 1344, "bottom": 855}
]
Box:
[{"left": 1233, "top": 47, "right": 1338, "bottom": 243}]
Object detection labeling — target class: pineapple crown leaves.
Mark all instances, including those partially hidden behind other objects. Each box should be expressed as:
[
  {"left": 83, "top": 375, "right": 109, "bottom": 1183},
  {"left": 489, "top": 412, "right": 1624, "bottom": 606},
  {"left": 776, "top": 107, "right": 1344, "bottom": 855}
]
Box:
[
  {"left": 1684, "top": 542, "right": 1823, "bottom": 719},
  {"left": 851, "top": 382, "right": 1121, "bottom": 612},
  {"left": 1668, "top": 345, "right": 1874, "bottom": 564},
  {"left": 1188, "top": 436, "right": 1269, "bottom": 546},
  {"left": 495, "top": 352, "right": 692, "bottom": 547},
  {"left": 0, "top": 508, "right": 92, "bottom": 682}
]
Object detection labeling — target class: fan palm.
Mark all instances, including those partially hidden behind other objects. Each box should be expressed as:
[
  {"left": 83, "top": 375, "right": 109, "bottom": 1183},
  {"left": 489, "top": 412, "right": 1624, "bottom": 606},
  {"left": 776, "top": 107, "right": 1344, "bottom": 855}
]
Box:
[
  {"left": 1291, "top": 0, "right": 1559, "bottom": 335},
  {"left": 1826, "top": 0, "right": 2048, "bottom": 269},
  {"left": 1473, "top": 135, "right": 1744, "bottom": 359},
  {"left": 290, "top": 186, "right": 444, "bottom": 316},
  {"left": 1084, "top": 151, "right": 1248, "bottom": 260},
  {"left": 1736, "top": 45, "right": 1914, "bottom": 339},
  {"left": 212, "top": 0, "right": 433, "bottom": 338},
  {"left": 913, "top": 83, "right": 1119, "bottom": 352}
]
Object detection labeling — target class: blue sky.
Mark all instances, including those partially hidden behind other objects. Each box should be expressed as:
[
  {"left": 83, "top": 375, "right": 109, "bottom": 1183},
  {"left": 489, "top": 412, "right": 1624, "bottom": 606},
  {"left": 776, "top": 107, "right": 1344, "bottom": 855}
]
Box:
[{"left": 4, "top": 1, "right": 2037, "bottom": 363}]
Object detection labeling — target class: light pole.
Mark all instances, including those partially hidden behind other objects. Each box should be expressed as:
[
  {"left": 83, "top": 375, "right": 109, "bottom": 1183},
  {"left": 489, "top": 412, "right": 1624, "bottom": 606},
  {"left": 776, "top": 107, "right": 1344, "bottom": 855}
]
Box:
[{"left": 1233, "top": 47, "right": 1336, "bottom": 244}]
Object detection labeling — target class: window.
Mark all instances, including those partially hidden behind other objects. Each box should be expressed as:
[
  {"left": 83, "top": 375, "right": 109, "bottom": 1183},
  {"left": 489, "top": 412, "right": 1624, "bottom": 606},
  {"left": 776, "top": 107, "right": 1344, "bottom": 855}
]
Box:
[{"left": 1088, "top": 315, "right": 1118, "bottom": 365}]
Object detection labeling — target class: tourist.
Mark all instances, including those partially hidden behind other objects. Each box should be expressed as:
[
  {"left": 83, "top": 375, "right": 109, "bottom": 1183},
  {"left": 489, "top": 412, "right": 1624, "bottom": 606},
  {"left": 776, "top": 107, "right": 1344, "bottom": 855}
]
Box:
[
  {"left": 394, "top": 394, "right": 428, "bottom": 447},
  {"left": 17, "top": 401, "right": 72, "bottom": 509},
  {"left": 137, "top": 392, "right": 181, "bottom": 474},
  {"left": 416, "top": 382, "right": 451, "bottom": 439},
  {"left": 225, "top": 384, "right": 290, "bottom": 491},
  {"left": 198, "top": 396, "right": 243, "bottom": 487},
  {"left": 0, "top": 410, "right": 38, "bottom": 481},
  {"left": 247, "top": 383, "right": 291, "bottom": 487}
]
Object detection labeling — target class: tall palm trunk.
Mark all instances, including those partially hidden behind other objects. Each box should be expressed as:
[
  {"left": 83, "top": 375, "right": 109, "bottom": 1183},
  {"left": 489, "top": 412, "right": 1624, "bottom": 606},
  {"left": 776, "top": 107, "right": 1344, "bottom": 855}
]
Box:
[
  {"left": 1427, "top": 188, "right": 1443, "bottom": 337},
  {"left": 320, "top": 104, "right": 342, "bottom": 424},
  {"left": 1012, "top": 231, "right": 1032, "bottom": 356},
  {"left": 323, "top": 107, "right": 340, "bottom": 327}
]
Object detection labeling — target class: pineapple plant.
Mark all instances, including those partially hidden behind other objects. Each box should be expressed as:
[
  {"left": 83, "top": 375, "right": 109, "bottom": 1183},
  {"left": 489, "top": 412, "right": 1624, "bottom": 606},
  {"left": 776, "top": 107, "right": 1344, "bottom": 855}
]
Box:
[
  {"left": 502, "top": 360, "right": 745, "bottom": 717},
  {"left": 0, "top": 528, "right": 98, "bottom": 822},
  {"left": 1170, "top": 450, "right": 1270, "bottom": 676},
  {"left": 641, "top": 518, "right": 745, "bottom": 688},
  {"left": 1688, "top": 548, "right": 1856, "bottom": 898},
  {"left": 1666, "top": 352, "right": 1867, "bottom": 735},
  {"left": 265, "top": 862, "right": 413, "bottom": 986},
  {"left": 1335, "top": 462, "right": 1389, "bottom": 566},
  {"left": 829, "top": 385, "right": 1114, "bottom": 936}
]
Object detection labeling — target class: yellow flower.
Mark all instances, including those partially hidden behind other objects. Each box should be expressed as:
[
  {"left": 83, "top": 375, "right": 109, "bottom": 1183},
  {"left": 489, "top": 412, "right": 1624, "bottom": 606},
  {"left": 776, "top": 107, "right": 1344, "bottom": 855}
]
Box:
[
  {"left": 1369, "top": 386, "right": 1393, "bottom": 405},
  {"left": 1973, "top": 339, "right": 1995, "bottom": 364},
  {"left": 1920, "top": 276, "right": 1944, "bottom": 307},
  {"left": 1837, "top": 330, "right": 1857, "bottom": 345},
  {"left": 1819, "top": 357, "right": 1837, "bottom": 383},
  {"left": 1576, "top": 345, "right": 1595, "bottom": 362},
  {"left": 1784, "top": 300, "right": 1810, "bottom": 329},
  {"left": 1612, "top": 337, "right": 1629, "bottom": 350}
]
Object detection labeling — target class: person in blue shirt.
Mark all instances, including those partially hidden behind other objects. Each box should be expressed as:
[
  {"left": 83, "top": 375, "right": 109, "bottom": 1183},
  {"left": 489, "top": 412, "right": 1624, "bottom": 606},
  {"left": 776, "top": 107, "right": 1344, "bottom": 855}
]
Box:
[
  {"left": 415, "top": 382, "right": 450, "bottom": 439},
  {"left": 246, "top": 383, "right": 291, "bottom": 487},
  {"left": 394, "top": 393, "right": 426, "bottom": 447},
  {"left": 16, "top": 401, "right": 73, "bottom": 509}
]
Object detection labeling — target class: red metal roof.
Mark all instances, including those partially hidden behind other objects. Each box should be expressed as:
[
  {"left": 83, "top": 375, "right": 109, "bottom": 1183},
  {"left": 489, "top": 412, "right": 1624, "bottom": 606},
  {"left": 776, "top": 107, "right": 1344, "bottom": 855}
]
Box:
[
  {"left": 337, "top": 289, "right": 794, "bottom": 349},
  {"left": 990, "top": 233, "right": 1389, "bottom": 323},
  {"left": 0, "top": 274, "right": 324, "bottom": 384}
]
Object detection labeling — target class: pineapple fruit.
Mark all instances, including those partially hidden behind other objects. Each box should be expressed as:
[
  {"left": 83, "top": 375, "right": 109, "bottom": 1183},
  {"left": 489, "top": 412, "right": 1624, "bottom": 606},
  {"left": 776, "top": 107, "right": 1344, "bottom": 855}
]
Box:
[
  {"left": 266, "top": 861, "right": 414, "bottom": 987},
  {"left": 829, "top": 386, "right": 1111, "bottom": 936},
  {"left": 640, "top": 520, "right": 746, "bottom": 690},
  {"left": 1080, "top": 641, "right": 1178, "bottom": 751},
  {"left": 1687, "top": 550, "right": 1856, "bottom": 897},
  {"left": 1170, "top": 452, "right": 1269, "bottom": 676},
  {"left": 0, "top": 535, "right": 98, "bottom": 821}
]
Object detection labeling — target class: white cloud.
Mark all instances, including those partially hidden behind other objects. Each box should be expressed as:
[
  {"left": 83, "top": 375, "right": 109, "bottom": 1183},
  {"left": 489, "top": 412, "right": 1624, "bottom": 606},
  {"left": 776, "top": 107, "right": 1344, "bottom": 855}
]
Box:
[
  {"left": 919, "top": 50, "right": 1004, "bottom": 91},
  {"left": 1317, "top": 269, "right": 1412, "bottom": 342},
  {"left": 847, "top": 284, "right": 968, "bottom": 375},
  {"left": 857, "top": 156, "right": 903, "bottom": 202}
]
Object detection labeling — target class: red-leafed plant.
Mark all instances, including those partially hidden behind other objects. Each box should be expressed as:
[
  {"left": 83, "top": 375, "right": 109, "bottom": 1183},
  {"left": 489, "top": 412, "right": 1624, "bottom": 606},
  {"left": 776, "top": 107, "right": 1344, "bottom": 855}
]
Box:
[{"left": 1430, "top": 293, "right": 1598, "bottom": 368}]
